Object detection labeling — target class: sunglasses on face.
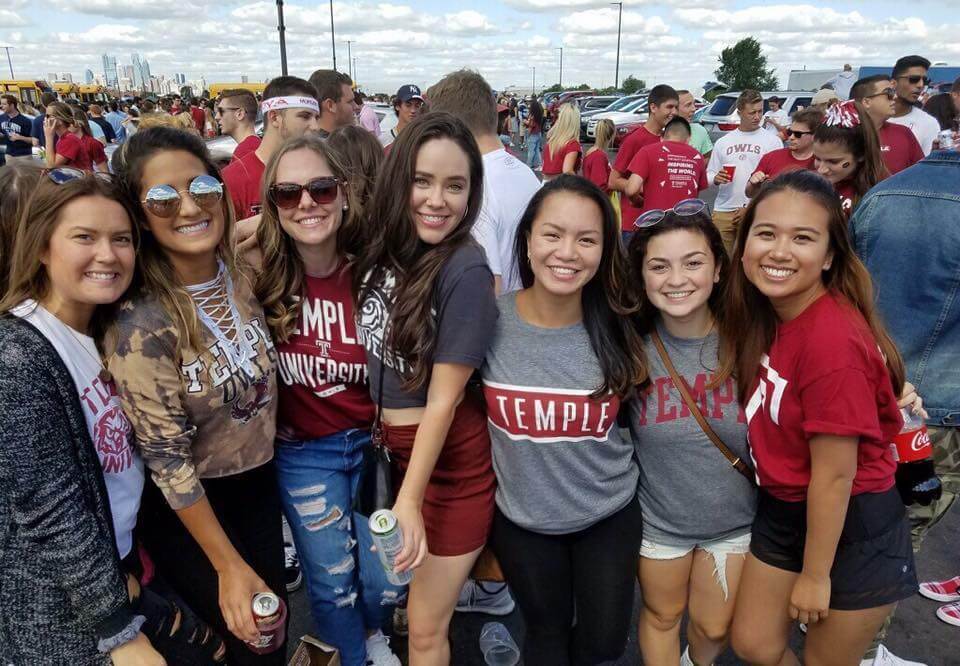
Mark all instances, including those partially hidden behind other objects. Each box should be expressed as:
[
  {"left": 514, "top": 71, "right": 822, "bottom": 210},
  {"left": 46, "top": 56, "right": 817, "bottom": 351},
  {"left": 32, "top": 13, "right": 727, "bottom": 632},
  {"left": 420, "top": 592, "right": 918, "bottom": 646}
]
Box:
[
  {"left": 897, "top": 75, "right": 931, "bottom": 86},
  {"left": 44, "top": 167, "right": 113, "bottom": 184},
  {"left": 215, "top": 106, "right": 240, "bottom": 116},
  {"left": 786, "top": 129, "right": 813, "bottom": 138},
  {"left": 142, "top": 175, "right": 224, "bottom": 218},
  {"left": 867, "top": 87, "right": 897, "bottom": 100},
  {"left": 268, "top": 177, "right": 342, "bottom": 209},
  {"left": 634, "top": 198, "right": 708, "bottom": 229}
]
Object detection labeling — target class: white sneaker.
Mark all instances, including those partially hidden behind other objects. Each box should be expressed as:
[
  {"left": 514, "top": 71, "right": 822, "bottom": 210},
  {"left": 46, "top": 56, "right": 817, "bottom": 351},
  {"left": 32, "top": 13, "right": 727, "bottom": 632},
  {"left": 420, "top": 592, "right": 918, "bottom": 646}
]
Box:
[
  {"left": 365, "top": 630, "right": 400, "bottom": 666},
  {"left": 860, "top": 643, "right": 928, "bottom": 666},
  {"left": 456, "top": 580, "right": 515, "bottom": 616},
  {"left": 284, "top": 542, "right": 302, "bottom": 592}
]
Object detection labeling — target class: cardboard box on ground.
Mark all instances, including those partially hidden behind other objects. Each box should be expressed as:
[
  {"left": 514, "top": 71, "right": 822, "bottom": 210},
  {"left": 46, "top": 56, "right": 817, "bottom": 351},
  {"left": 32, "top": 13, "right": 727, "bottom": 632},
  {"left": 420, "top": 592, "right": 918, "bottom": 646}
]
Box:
[{"left": 287, "top": 635, "right": 341, "bottom": 666}]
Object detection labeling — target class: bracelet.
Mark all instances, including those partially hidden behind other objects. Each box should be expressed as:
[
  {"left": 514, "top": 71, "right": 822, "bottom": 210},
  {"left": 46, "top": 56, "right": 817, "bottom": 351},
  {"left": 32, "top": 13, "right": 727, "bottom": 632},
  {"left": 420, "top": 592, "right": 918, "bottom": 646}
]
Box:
[{"left": 96, "top": 614, "right": 146, "bottom": 653}]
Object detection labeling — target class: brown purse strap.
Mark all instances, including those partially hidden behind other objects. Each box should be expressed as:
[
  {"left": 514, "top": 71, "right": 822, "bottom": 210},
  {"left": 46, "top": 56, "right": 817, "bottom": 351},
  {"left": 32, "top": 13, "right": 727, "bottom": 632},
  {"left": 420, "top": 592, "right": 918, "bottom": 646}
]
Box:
[{"left": 650, "top": 329, "right": 753, "bottom": 482}]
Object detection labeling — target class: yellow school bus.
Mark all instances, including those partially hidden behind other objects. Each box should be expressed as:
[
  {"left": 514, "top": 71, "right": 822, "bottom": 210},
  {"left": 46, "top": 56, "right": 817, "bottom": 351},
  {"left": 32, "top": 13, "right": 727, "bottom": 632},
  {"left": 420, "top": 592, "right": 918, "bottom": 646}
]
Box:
[
  {"left": 0, "top": 79, "right": 53, "bottom": 107},
  {"left": 52, "top": 81, "right": 79, "bottom": 99},
  {"left": 79, "top": 85, "right": 111, "bottom": 104},
  {"left": 207, "top": 82, "right": 267, "bottom": 98}
]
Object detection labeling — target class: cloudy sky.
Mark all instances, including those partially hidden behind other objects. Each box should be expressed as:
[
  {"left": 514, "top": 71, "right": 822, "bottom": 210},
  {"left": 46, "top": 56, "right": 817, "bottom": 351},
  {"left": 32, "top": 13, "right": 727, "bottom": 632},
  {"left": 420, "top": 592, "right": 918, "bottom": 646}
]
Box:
[{"left": 2, "top": 0, "right": 958, "bottom": 94}]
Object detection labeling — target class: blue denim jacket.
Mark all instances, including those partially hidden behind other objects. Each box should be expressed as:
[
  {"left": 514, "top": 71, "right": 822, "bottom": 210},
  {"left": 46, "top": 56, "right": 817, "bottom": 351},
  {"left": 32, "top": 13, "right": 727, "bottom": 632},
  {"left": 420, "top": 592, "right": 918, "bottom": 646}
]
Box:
[{"left": 850, "top": 150, "right": 960, "bottom": 426}]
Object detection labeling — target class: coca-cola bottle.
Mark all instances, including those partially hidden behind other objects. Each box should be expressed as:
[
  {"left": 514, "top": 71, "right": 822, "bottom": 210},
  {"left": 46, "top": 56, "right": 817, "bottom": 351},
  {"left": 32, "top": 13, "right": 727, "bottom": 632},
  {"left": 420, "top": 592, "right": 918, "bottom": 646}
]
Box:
[{"left": 892, "top": 407, "right": 942, "bottom": 506}]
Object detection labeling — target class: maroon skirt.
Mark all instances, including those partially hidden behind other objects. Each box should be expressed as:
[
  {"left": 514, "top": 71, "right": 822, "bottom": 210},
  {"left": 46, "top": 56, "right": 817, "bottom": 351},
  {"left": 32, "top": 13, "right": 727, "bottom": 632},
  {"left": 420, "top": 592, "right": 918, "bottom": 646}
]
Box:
[{"left": 382, "top": 395, "right": 495, "bottom": 556}]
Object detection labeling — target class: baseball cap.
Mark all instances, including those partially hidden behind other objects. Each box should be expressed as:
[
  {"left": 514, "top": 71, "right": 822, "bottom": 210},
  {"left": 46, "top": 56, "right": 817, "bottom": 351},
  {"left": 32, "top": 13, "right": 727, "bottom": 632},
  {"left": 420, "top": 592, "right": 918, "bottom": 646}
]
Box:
[
  {"left": 396, "top": 84, "right": 424, "bottom": 103},
  {"left": 812, "top": 88, "right": 840, "bottom": 105}
]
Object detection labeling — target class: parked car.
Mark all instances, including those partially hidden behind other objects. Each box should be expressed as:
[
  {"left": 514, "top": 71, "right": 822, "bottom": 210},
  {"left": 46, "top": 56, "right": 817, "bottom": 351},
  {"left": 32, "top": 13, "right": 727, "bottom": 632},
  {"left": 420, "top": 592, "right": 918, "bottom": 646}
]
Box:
[
  {"left": 586, "top": 95, "right": 649, "bottom": 146},
  {"left": 548, "top": 89, "right": 598, "bottom": 121},
  {"left": 700, "top": 90, "right": 814, "bottom": 142},
  {"left": 580, "top": 94, "right": 643, "bottom": 141}
]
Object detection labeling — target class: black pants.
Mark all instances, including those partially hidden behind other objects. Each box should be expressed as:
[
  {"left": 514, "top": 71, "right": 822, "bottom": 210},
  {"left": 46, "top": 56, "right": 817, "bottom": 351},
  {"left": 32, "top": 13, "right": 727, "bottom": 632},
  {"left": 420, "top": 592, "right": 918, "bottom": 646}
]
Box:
[
  {"left": 138, "top": 461, "right": 288, "bottom": 665},
  {"left": 491, "top": 500, "right": 643, "bottom": 665}
]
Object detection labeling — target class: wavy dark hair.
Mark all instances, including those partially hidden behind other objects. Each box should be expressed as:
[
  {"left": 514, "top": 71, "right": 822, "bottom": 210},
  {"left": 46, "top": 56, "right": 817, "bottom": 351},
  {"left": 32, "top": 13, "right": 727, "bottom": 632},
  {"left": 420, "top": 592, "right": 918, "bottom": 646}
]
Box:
[
  {"left": 327, "top": 125, "right": 384, "bottom": 253},
  {"left": 716, "top": 169, "right": 905, "bottom": 405},
  {"left": 353, "top": 112, "right": 485, "bottom": 391},
  {"left": 626, "top": 208, "right": 730, "bottom": 336},
  {"left": 814, "top": 101, "right": 889, "bottom": 206},
  {"left": 514, "top": 175, "right": 647, "bottom": 398}
]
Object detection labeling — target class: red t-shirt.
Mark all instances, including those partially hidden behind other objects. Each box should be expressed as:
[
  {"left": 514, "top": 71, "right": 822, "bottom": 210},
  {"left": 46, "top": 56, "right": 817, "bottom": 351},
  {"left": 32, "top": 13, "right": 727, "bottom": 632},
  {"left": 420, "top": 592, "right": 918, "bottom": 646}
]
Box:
[
  {"left": 276, "top": 265, "right": 375, "bottom": 441},
  {"left": 752, "top": 147, "right": 814, "bottom": 179},
  {"left": 627, "top": 140, "right": 707, "bottom": 214},
  {"left": 878, "top": 122, "right": 923, "bottom": 175},
  {"left": 222, "top": 150, "right": 265, "bottom": 219},
  {"left": 745, "top": 292, "right": 901, "bottom": 502},
  {"left": 581, "top": 149, "right": 611, "bottom": 192},
  {"left": 542, "top": 139, "right": 581, "bottom": 176},
  {"left": 231, "top": 134, "right": 262, "bottom": 163},
  {"left": 83, "top": 135, "right": 107, "bottom": 168},
  {"left": 190, "top": 106, "right": 206, "bottom": 132},
  {"left": 613, "top": 126, "right": 660, "bottom": 230},
  {"left": 56, "top": 132, "right": 91, "bottom": 171},
  {"left": 835, "top": 180, "right": 858, "bottom": 218}
]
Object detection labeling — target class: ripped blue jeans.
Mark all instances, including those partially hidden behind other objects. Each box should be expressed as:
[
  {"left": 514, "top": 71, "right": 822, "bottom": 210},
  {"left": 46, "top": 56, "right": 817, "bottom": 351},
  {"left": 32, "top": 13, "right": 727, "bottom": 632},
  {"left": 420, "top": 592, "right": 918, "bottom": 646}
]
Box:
[{"left": 274, "top": 429, "right": 405, "bottom": 666}]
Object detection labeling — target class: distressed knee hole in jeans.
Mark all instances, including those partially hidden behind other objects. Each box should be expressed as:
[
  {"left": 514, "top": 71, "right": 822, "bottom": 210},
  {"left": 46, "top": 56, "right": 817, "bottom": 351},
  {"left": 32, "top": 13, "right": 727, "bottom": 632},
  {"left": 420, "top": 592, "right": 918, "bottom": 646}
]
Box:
[
  {"left": 381, "top": 589, "right": 402, "bottom": 607},
  {"left": 325, "top": 554, "right": 355, "bottom": 576},
  {"left": 301, "top": 505, "right": 344, "bottom": 532}
]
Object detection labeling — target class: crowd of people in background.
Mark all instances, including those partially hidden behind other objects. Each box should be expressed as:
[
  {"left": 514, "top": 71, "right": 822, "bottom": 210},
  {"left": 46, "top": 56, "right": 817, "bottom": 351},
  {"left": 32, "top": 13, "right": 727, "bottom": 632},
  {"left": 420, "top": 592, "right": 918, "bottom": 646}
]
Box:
[{"left": 0, "top": 50, "right": 958, "bottom": 666}]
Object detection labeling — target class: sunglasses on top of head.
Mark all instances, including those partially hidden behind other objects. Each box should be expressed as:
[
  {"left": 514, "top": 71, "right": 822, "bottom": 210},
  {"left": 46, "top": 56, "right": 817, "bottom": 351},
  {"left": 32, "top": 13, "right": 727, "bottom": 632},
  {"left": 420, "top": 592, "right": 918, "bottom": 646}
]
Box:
[
  {"left": 268, "top": 177, "right": 343, "bottom": 209},
  {"left": 44, "top": 167, "right": 114, "bottom": 184},
  {"left": 634, "top": 198, "right": 708, "bottom": 229},
  {"left": 142, "top": 175, "right": 224, "bottom": 219},
  {"left": 897, "top": 75, "right": 931, "bottom": 86}
]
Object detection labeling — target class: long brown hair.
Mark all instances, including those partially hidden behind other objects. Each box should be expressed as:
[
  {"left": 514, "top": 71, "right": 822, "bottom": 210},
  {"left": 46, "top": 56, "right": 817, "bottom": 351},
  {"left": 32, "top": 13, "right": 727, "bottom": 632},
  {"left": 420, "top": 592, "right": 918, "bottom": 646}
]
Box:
[
  {"left": 0, "top": 161, "right": 43, "bottom": 297},
  {"left": 112, "top": 126, "right": 239, "bottom": 352},
  {"left": 326, "top": 125, "right": 384, "bottom": 254},
  {"left": 353, "top": 112, "right": 485, "bottom": 391},
  {"left": 814, "top": 101, "right": 889, "bottom": 205},
  {"left": 717, "top": 169, "right": 905, "bottom": 405},
  {"left": 255, "top": 135, "right": 359, "bottom": 343},
  {"left": 0, "top": 173, "right": 139, "bottom": 346},
  {"left": 515, "top": 175, "right": 647, "bottom": 398}
]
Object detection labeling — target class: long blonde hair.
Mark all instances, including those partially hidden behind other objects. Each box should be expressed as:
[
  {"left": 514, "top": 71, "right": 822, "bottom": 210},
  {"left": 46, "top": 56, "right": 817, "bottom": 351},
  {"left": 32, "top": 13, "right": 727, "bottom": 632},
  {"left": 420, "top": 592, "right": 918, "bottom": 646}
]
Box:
[
  {"left": 255, "top": 136, "right": 359, "bottom": 344},
  {"left": 593, "top": 118, "right": 615, "bottom": 152},
  {"left": 546, "top": 102, "right": 580, "bottom": 157}
]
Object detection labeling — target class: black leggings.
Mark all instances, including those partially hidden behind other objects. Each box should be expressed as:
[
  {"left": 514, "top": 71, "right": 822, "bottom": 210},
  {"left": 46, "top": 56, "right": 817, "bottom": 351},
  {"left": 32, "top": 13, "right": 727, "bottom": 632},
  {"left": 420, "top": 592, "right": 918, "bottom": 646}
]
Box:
[
  {"left": 491, "top": 500, "right": 643, "bottom": 665},
  {"left": 138, "top": 462, "right": 287, "bottom": 666}
]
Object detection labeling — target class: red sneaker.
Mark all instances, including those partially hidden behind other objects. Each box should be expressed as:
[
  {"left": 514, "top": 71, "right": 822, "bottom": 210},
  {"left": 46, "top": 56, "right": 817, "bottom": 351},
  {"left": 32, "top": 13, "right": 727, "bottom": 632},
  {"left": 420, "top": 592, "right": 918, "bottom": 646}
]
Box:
[
  {"left": 919, "top": 575, "right": 960, "bottom": 602},
  {"left": 936, "top": 602, "right": 960, "bottom": 627}
]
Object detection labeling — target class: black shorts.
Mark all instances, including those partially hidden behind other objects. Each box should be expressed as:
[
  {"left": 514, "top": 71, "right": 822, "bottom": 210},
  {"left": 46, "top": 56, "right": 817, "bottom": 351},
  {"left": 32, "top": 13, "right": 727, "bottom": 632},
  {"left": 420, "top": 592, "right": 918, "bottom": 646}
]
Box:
[{"left": 750, "top": 487, "right": 918, "bottom": 611}]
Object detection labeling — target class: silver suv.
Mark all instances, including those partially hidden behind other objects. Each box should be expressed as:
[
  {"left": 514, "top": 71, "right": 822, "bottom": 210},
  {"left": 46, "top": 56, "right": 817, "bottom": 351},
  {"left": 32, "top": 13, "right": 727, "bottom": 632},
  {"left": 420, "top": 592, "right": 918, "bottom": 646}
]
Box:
[{"left": 700, "top": 91, "right": 814, "bottom": 143}]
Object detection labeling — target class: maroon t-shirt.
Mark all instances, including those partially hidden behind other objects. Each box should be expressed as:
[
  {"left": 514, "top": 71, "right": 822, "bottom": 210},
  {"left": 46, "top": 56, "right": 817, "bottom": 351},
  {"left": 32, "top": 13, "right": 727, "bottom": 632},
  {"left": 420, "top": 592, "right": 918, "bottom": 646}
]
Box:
[
  {"left": 581, "top": 149, "right": 611, "bottom": 192},
  {"left": 222, "top": 150, "right": 265, "bottom": 219},
  {"left": 613, "top": 126, "right": 660, "bottom": 230},
  {"left": 753, "top": 147, "right": 815, "bottom": 179},
  {"left": 56, "top": 132, "right": 90, "bottom": 171},
  {"left": 190, "top": 106, "right": 206, "bottom": 132},
  {"left": 835, "top": 180, "right": 858, "bottom": 218},
  {"left": 627, "top": 140, "right": 707, "bottom": 214},
  {"left": 542, "top": 139, "right": 581, "bottom": 176},
  {"left": 878, "top": 122, "right": 923, "bottom": 175},
  {"left": 231, "top": 134, "right": 262, "bottom": 163},
  {"left": 276, "top": 265, "right": 374, "bottom": 441}
]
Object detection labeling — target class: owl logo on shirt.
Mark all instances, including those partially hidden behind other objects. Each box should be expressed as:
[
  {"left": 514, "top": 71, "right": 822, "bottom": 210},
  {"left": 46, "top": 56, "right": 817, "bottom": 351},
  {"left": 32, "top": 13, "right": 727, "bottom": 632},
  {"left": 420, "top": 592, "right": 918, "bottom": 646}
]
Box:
[
  {"left": 94, "top": 405, "right": 135, "bottom": 474},
  {"left": 231, "top": 375, "right": 272, "bottom": 423}
]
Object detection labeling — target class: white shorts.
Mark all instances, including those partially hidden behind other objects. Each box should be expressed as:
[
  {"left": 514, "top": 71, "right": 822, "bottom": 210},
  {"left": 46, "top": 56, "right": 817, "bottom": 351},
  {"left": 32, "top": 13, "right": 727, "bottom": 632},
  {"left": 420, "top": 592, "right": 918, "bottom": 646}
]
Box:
[{"left": 640, "top": 530, "right": 751, "bottom": 600}]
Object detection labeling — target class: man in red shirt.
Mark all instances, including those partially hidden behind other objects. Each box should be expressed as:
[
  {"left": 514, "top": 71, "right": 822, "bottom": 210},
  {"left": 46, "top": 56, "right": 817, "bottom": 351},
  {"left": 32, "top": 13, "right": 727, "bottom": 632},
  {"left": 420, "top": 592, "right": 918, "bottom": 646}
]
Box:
[
  {"left": 224, "top": 76, "right": 320, "bottom": 260},
  {"left": 624, "top": 117, "right": 707, "bottom": 212},
  {"left": 217, "top": 89, "right": 260, "bottom": 163},
  {"left": 608, "top": 84, "right": 679, "bottom": 236},
  {"left": 852, "top": 74, "right": 924, "bottom": 175},
  {"left": 745, "top": 107, "right": 823, "bottom": 197}
]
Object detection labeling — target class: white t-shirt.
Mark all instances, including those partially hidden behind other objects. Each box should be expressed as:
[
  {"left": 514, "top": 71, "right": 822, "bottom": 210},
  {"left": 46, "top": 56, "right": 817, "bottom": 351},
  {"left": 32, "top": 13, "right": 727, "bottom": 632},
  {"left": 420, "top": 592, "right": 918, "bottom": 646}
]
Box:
[
  {"left": 472, "top": 149, "right": 542, "bottom": 293},
  {"left": 707, "top": 129, "right": 784, "bottom": 211},
  {"left": 762, "top": 108, "right": 789, "bottom": 135},
  {"left": 13, "top": 301, "right": 144, "bottom": 558},
  {"left": 378, "top": 127, "right": 398, "bottom": 148},
  {"left": 888, "top": 106, "right": 941, "bottom": 155}
]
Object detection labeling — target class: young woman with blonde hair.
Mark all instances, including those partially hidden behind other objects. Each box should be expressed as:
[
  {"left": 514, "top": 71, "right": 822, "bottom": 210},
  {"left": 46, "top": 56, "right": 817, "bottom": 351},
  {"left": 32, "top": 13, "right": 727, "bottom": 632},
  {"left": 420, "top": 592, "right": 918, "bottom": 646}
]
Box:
[
  {"left": 43, "top": 101, "right": 108, "bottom": 172},
  {"left": 541, "top": 103, "right": 581, "bottom": 181}
]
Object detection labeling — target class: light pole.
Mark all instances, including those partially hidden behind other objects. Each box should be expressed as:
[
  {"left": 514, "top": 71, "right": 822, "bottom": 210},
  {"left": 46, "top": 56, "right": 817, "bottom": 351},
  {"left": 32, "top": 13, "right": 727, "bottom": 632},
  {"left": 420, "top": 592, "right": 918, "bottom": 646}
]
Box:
[
  {"left": 531, "top": 66, "right": 536, "bottom": 96},
  {"left": 346, "top": 40, "right": 353, "bottom": 80},
  {"left": 353, "top": 57, "right": 358, "bottom": 88},
  {"left": 1, "top": 46, "right": 13, "bottom": 78},
  {"left": 276, "top": 0, "right": 288, "bottom": 76},
  {"left": 611, "top": 2, "right": 622, "bottom": 89},
  {"left": 556, "top": 47, "right": 563, "bottom": 89},
  {"left": 329, "top": 0, "right": 337, "bottom": 70}
]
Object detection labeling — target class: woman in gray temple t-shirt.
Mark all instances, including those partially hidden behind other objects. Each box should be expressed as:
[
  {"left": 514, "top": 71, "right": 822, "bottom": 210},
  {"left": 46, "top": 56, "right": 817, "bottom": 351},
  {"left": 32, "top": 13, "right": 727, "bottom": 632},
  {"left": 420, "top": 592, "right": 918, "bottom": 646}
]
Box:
[
  {"left": 625, "top": 205, "right": 756, "bottom": 666},
  {"left": 482, "top": 176, "right": 647, "bottom": 665}
]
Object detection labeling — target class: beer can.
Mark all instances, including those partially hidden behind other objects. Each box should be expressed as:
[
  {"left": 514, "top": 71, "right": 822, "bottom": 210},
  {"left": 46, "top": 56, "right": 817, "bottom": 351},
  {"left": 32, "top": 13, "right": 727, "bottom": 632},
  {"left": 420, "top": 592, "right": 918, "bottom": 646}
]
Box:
[
  {"left": 937, "top": 129, "right": 954, "bottom": 150},
  {"left": 369, "top": 509, "right": 413, "bottom": 586},
  {"left": 246, "top": 592, "right": 287, "bottom": 654}
]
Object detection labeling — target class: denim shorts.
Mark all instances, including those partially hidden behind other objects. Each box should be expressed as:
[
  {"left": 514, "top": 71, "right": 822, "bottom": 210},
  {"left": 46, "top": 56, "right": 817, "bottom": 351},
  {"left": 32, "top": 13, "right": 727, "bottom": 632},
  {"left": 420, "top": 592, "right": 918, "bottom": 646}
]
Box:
[{"left": 640, "top": 530, "right": 752, "bottom": 600}]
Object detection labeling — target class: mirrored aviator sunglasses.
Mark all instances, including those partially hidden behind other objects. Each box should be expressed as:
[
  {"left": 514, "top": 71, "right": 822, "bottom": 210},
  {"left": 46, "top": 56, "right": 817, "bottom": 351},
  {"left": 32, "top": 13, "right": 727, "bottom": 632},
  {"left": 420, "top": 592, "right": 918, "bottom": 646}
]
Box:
[
  {"left": 633, "top": 198, "right": 708, "bottom": 229},
  {"left": 268, "top": 177, "right": 341, "bottom": 209},
  {"left": 45, "top": 167, "right": 114, "bottom": 184},
  {"left": 142, "top": 174, "right": 224, "bottom": 218}
]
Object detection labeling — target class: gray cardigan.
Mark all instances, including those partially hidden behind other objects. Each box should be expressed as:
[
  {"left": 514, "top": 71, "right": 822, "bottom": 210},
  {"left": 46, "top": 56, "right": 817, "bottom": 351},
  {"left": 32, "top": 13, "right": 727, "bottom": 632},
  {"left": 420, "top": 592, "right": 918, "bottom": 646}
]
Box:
[{"left": 0, "top": 316, "right": 135, "bottom": 664}]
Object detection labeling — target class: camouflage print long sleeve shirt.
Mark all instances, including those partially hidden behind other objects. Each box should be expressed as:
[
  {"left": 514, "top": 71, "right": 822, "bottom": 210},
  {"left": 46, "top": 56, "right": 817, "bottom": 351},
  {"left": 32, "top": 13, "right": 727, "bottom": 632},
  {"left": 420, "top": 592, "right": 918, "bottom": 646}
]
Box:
[{"left": 106, "top": 272, "right": 277, "bottom": 510}]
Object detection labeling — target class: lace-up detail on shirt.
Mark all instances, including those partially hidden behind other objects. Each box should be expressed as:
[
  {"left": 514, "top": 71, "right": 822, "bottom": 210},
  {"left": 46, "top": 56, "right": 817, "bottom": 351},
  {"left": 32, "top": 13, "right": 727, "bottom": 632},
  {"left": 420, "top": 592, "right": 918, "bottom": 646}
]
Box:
[{"left": 185, "top": 261, "right": 254, "bottom": 374}]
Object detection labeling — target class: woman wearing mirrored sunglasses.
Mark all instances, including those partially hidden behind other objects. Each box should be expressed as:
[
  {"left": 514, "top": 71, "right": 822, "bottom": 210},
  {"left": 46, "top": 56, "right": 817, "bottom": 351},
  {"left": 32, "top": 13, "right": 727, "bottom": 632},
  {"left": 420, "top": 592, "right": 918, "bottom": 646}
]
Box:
[
  {"left": 108, "top": 126, "right": 287, "bottom": 665},
  {"left": 254, "top": 136, "right": 403, "bottom": 666}
]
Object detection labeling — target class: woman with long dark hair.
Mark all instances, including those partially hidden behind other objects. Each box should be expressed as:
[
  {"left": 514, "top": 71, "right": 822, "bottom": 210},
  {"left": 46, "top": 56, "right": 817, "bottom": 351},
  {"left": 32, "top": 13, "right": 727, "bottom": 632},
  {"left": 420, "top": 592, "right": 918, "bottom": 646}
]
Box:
[
  {"left": 483, "top": 175, "right": 646, "bottom": 664},
  {"left": 526, "top": 97, "right": 545, "bottom": 170},
  {"left": 255, "top": 135, "right": 402, "bottom": 666},
  {"left": 625, "top": 203, "right": 755, "bottom": 666},
  {"left": 354, "top": 112, "right": 497, "bottom": 664},
  {"left": 723, "top": 170, "right": 917, "bottom": 666},
  {"left": 108, "top": 127, "right": 286, "bottom": 664},
  {"left": 813, "top": 100, "right": 888, "bottom": 216},
  {"left": 327, "top": 125, "right": 385, "bottom": 254}
]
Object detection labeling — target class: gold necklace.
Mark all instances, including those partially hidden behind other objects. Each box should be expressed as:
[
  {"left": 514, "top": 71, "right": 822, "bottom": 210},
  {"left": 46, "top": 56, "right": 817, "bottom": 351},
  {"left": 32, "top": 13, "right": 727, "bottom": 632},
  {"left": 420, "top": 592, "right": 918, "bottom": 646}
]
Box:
[{"left": 60, "top": 320, "right": 114, "bottom": 384}]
